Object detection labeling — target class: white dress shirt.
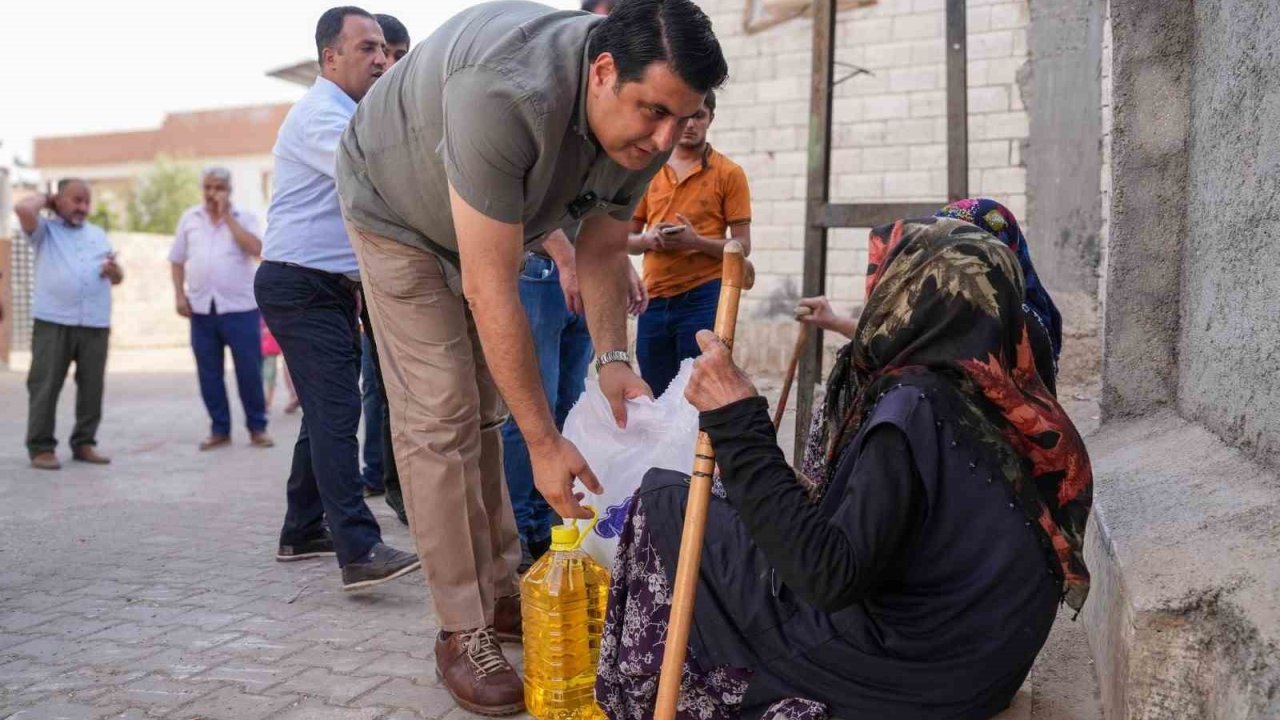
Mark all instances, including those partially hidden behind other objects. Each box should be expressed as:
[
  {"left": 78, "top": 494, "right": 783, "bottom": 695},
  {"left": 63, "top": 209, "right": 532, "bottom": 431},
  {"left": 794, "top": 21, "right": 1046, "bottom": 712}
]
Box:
[
  {"left": 261, "top": 76, "right": 359, "bottom": 275},
  {"left": 169, "top": 205, "right": 262, "bottom": 315}
]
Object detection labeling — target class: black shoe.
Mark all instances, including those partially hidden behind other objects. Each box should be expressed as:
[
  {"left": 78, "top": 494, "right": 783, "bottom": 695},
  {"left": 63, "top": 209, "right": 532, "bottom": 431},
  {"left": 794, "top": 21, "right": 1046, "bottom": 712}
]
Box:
[
  {"left": 385, "top": 485, "right": 408, "bottom": 526},
  {"left": 341, "top": 543, "right": 421, "bottom": 591},
  {"left": 276, "top": 534, "right": 336, "bottom": 562}
]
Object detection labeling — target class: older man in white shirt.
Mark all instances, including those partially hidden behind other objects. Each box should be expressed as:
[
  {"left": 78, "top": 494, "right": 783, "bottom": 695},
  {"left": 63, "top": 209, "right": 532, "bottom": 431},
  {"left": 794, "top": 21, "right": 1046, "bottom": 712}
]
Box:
[
  {"left": 254, "top": 5, "right": 419, "bottom": 592},
  {"left": 169, "top": 167, "right": 272, "bottom": 451}
]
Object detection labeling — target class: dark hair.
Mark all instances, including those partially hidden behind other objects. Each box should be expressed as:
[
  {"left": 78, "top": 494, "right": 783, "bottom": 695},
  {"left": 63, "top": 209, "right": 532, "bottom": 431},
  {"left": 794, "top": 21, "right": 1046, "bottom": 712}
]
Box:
[
  {"left": 588, "top": 0, "right": 728, "bottom": 94},
  {"left": 703, "top": 88, "right": 716, "bottom": 114},
  {"left": 374, "top": 13, "right": 410, "bottom": 46},
  {"left": 581, "top": 0, "right": 614, "bottom": 12},
  {"left": 316, "top": 6, "right": 375, "bottom": 64}
]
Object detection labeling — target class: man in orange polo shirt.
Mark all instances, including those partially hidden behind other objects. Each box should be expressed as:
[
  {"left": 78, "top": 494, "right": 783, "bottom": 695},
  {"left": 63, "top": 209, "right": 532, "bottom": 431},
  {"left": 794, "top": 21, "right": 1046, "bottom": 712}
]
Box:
[{"left": 628, "top": 90, "right": 752, "bottom": 395}]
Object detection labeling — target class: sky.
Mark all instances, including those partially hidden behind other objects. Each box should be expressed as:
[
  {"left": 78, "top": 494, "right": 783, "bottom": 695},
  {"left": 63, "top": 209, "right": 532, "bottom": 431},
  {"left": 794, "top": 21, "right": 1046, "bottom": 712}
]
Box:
[{"left": 0, "top": 0, "right": 578, "bottom": 171}]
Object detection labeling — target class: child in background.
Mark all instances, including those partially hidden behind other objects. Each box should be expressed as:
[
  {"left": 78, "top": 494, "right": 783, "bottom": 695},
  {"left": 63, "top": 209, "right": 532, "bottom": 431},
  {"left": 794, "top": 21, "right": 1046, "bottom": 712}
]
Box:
[{"left": 261, "top": 319, "right": 299, "bottom": 413}]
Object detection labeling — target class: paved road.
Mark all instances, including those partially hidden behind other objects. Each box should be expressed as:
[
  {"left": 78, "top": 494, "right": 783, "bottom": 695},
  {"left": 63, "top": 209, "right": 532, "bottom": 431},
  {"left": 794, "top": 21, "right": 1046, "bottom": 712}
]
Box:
[
  {"left": 0, "top": 355, "right": 1100, "bottom": 719},
  {"left": 0, "top": 363, "right": 497, "bottom": 720}
]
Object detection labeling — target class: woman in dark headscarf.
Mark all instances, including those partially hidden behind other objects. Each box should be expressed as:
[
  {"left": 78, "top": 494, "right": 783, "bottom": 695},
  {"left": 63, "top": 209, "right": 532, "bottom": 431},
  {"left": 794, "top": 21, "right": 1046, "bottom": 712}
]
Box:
[{"left": 596, "top": 217, "right": 1093, "bottom": 720}]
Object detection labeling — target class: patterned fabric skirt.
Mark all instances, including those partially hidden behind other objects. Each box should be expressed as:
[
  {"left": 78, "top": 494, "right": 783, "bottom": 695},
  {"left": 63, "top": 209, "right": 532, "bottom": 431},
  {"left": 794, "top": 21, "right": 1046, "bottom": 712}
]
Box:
[{"left": 595, "top": 489, "right": 828, "bottom": 720}]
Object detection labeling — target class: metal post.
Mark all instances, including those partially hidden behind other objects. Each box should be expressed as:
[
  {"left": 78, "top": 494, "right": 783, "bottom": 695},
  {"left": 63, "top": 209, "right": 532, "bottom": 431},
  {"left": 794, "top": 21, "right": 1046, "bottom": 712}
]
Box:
[
  {"left": 795, "top": 0, "right": 837, "bottom": 463},
  {"left": 946, "top": 0, "right": 969, "bottom": 200}
]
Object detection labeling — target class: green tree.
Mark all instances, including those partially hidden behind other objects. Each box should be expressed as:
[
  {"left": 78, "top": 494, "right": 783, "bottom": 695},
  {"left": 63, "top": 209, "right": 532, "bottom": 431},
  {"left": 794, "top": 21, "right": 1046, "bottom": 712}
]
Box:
[
  {"left": 126, "top": 156, "right": 201, "bottom": 234},
  {"left": 88, "top": 203, "right": 121, "bottom": 232}
]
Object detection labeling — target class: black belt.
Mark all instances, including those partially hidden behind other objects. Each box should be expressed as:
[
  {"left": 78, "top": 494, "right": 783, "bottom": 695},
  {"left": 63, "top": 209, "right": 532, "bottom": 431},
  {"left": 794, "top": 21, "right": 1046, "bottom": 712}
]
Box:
[{"left": 271, "top": 260, "right": 362, "bottom": 292}]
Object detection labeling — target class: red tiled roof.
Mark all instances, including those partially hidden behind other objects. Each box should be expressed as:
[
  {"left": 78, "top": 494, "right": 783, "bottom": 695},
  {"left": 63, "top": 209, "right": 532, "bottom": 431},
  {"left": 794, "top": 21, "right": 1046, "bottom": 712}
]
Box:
[{"left": 34, "top": 103, "right": 293, "bottom": 168}]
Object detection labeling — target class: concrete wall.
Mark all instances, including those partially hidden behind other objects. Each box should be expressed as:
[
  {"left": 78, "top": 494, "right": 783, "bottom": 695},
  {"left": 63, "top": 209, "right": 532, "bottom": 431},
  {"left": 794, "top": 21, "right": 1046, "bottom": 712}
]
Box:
[
  {"left": 1179, "top": 0, "right": 1280, "bottom": 469},
  {"left": 1085, "top": 1, "right": 1280, "bottom": 717},
  {"left": 1025, "top": 0, "right": 1104, "bottom": 299}
]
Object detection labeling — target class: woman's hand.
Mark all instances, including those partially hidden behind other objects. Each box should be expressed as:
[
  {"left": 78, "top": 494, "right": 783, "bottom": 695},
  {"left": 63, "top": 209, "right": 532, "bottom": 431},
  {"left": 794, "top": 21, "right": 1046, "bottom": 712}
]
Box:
[
  {"left": 795, "top": 296, "right": 857, "bottom": 339},
  {"left": 685, "top": 330, "right": 758, "bottom": 412}
]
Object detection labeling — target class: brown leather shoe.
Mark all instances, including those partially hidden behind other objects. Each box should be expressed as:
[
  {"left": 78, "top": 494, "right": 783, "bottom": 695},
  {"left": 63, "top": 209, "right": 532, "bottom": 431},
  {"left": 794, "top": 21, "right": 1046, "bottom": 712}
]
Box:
[
  {"left": 249, "top": 431, "right": 275, "bottom": 448},
  {"left": 199, "top": 434, "right": 231, "bottom": 451},
  {"left": 494, "top": 594, "right": 522, "bottom": 643},
  {"left": 434, "top": 628, "right": 524, "bottom": 716},
  {"left": 72, "top": 446, "right": 111, "bottom": 464},
  {"left": 30, "top": 452, "right": 61, "bottom": 471}
]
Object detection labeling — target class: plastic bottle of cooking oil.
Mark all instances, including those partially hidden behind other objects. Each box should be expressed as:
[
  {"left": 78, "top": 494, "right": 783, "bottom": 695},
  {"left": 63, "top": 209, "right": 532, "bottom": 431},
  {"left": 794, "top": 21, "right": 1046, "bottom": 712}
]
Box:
[{"left": 522, "top": 509, "right": 610, "bottom": 720}]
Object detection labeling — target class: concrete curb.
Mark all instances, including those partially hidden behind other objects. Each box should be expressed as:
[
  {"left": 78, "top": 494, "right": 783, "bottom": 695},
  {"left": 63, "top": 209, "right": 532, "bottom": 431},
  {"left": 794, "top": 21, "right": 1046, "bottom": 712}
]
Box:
[{"left": 1083, "top": 414, "right": 1280, "bottom": 719}]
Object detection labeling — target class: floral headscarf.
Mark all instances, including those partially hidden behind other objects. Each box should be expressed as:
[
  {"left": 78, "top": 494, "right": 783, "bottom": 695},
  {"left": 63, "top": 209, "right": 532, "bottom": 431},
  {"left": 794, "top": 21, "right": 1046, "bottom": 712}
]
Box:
[{"left": 802, "top": 217, "right": 1093, "bottom": 610}]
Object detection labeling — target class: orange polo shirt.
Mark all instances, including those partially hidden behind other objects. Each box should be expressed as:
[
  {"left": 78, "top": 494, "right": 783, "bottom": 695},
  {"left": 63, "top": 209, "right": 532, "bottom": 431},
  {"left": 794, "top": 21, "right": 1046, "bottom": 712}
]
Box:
[{"left": 633, "top": 145, "right": 752, "bottom": 298}]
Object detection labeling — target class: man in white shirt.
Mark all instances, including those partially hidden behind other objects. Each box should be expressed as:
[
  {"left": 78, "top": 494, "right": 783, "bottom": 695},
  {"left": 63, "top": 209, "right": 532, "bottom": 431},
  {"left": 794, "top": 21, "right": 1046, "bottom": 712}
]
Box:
[
  {"left": 255, "top": 6, "right": 419, "bottom": 592},
  {"left": 169, "top": 167, "right": 273, "bottom": 451}
]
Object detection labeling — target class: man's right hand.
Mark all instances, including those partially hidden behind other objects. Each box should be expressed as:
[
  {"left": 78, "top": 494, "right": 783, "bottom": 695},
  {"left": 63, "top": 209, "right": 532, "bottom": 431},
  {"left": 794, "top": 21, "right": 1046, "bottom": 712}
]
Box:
[
  {"left": 176, "top": 296, "right": 192, "bottom": 318},
  {"left": 529, "top": 435, "right": 603, "bottom": 520}
]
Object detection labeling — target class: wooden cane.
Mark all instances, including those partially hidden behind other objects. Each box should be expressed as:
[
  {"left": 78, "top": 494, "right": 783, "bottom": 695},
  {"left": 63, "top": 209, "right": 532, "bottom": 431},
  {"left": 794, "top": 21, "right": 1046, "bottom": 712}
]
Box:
[
  {"left": 772, "top": 313, "right": 811, "bottom": 431},
  {"left": 653, "top": 241, "right": 753, "bottom": 720}
]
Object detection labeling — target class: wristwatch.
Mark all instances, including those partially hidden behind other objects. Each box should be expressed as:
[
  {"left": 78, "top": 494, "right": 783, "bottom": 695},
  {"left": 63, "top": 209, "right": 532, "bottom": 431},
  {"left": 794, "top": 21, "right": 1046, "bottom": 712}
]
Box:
[{"left": 595, "top": 350, "right": 631, "bottom": 372}]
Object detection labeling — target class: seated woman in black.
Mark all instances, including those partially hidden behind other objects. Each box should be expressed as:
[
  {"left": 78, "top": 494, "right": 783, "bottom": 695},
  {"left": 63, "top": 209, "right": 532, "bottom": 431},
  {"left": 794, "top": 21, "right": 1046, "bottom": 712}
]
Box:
[{"left": 596, "top": 217, "right": 1093, "bottom": 720}]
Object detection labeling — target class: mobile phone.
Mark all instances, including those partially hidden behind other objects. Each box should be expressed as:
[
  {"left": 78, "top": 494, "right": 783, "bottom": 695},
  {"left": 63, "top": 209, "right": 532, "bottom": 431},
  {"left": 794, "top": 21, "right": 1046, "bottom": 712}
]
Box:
[{"left": 660, "top": 224, "right": 686, "bottom": 235}]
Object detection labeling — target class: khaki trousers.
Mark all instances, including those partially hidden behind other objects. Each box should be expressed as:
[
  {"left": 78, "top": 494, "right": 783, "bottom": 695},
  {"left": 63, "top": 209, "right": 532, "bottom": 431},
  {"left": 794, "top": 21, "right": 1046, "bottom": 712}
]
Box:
[{"left": 349, "top": 224, "right": 521, "bottom": 631}]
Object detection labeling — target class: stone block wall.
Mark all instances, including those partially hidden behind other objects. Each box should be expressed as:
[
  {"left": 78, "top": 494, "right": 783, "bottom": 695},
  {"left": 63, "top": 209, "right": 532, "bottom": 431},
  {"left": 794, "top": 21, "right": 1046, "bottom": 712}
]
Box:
[{"left": 698, "top": 0, "right": 1032, "bottom": 328}]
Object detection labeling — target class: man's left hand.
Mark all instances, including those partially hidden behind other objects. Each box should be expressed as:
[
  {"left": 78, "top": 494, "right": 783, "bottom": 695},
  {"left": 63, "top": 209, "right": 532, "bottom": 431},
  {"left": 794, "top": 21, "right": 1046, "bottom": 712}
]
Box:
[
  {"left": 597, "top": 361, "right": 652, "bottom": 428},
  {"left": 656, "top": 213, "right": 700, "bottom": 249},
  {"left": 559, "top": 265, "right": 584, "bottom": 316},
  {"left": 685, "top": 330, "right": 757, "bottom": 412}
]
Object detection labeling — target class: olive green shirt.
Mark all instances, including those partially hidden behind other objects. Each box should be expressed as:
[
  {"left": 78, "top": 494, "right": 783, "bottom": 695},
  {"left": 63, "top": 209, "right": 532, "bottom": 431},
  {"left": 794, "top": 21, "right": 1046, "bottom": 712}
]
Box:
[{"left": 336, "top": 0, "right": 668, "bottom": 292}]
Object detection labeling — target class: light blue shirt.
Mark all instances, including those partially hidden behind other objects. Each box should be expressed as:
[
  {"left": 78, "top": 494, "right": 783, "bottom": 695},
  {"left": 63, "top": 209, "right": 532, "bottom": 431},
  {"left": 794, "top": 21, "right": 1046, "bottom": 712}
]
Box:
[
  {"left": 30, "top": 216, "right": 115, "bottom": 329},
  {"left": 262, "top": 77, "right": 359, "bottom": 275}
]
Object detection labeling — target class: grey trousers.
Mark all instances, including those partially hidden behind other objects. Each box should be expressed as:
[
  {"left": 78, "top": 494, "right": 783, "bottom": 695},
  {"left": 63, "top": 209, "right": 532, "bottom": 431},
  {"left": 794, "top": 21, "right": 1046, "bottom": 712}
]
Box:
[{"left": 26, "top": 319, "right": 110, "bottom": 457}]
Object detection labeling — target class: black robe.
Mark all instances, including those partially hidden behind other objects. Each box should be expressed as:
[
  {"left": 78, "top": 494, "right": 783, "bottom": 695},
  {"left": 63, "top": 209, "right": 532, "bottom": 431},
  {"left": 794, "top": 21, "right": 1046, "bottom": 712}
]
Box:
[{"left": 639, "top": 385, "right": 1061, "bottom": 719}]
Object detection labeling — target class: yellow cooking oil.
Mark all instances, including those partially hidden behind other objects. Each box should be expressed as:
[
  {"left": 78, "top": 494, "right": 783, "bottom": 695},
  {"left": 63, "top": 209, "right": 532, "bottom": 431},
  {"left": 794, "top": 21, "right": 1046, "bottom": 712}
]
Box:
[{"left": 521, "top": 510, "right": 610, "bottom": 720}]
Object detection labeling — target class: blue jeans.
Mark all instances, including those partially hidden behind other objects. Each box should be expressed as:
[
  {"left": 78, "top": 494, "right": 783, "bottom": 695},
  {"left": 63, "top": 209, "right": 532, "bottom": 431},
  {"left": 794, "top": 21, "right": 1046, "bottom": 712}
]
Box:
[
  {"left": 500, "top": 255, "right": 594, "bottom": 546},
  {"left": 190, "top": 304, "right": 267, "bottom": 437},
  {"left": 360, "top": 332, "right": 384, "bottom": 492},
  {"left": 255, "top": 261, "right": 382, "bottom": 566},
  {"left": 636, "top": 279, "right": 721, "bottom": 397}
]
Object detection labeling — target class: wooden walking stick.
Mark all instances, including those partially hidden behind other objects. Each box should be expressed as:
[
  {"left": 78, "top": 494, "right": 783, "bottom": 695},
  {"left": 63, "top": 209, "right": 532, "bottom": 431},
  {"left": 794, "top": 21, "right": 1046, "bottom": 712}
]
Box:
[
  {"left": 772, "top": 312, "right": 811, "bottom": 431},
  {"left": 653, "top": 241, "right": 754, "bottom": 720}
]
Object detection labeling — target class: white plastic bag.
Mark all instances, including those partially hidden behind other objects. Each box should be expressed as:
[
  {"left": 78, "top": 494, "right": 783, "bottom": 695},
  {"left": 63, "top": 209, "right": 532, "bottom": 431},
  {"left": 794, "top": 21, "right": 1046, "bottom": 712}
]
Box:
[{"left": 561, "top": 359, "right": 699, "bottom": 569}]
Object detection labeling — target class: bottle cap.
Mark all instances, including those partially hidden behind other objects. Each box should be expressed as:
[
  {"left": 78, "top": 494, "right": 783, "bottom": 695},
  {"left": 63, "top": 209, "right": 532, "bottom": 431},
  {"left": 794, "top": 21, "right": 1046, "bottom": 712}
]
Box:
[
  {"left": 549, "top": 507, "right": 599, "bottom": 552},
  {"left": 550, "top": 524, "right": 579, "bottom": 550}
]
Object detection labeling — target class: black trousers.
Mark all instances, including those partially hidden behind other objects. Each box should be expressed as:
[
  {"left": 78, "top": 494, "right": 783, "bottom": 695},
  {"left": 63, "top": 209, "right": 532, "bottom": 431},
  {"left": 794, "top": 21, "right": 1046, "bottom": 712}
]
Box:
[
  {"left": 255, "top": 261, "right": 382, "bottom": 566},
  {"left": 26, "top": 319, "right": 110, "bottom": 457}
]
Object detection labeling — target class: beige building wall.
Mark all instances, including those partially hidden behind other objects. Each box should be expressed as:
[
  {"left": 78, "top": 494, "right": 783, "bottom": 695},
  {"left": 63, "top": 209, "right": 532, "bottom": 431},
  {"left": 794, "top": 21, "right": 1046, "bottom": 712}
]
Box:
[
  {"left": 699, "top": 0, "right": 1031, "bottom": 356},
  {"left": 109, "top": 232, "right": 206, "bottom": 349}
]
